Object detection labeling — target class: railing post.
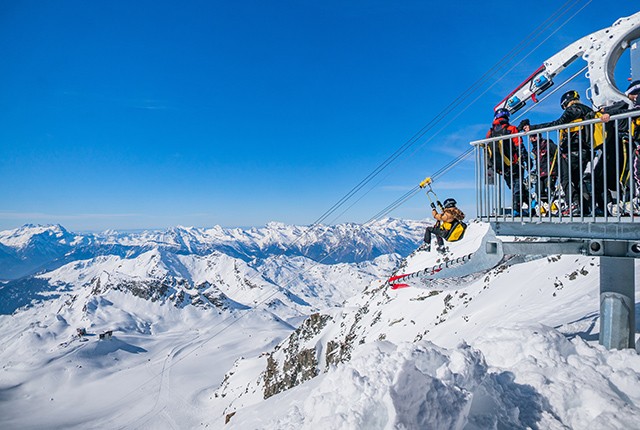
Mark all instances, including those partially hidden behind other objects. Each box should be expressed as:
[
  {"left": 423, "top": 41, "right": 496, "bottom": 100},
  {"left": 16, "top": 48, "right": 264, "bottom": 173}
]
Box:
[
  {"left": 599, "top": 250, "right": 636, "bottom": 349},
  {"left": 470, "top": 110, "right": 640, "bottom": 222}
]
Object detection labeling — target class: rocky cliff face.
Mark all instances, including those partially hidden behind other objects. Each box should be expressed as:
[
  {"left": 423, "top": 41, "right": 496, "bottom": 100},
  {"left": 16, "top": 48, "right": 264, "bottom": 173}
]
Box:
[
  {"left": 216, "top": 277, "right": 397, "bottom": 415},
  {"left": 263, "top": 313, "right": 332, "bottom": 399}
]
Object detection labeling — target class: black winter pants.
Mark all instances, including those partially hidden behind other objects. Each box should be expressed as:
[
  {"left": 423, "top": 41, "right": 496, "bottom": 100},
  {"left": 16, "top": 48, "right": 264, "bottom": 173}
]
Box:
[
  {"left": 500, "top": 168, "right": 529, "bottom": 210},
  {"left": 424, "top": 225, "right": 445, "bottom": 247}
]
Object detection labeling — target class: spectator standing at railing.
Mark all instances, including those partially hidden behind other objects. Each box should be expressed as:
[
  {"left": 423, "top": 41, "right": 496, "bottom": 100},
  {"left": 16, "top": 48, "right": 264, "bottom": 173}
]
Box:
[
  {"left": 486, "top": 108, "right": 530, "bottom": 215},
  {"left": 528, "top": 133, "right": 564, "bottom": 214},
  {"left": 600, "top": 80, "right": 640, "bottom": 214},
  {"left": 521, "top": 90, "right": 596, "bottom": 215}
]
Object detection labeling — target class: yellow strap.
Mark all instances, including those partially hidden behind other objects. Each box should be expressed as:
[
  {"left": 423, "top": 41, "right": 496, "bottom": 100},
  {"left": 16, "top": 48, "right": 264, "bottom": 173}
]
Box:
[
  {"left": 547, "top": 148, "right": 558, "bottom": 190},
  {"left": 549, "top": 148, "right": 558, "bottom": 176},
  {"left": 619, "top": 144, "right": 629, "bottom": 184},
  {"left": 498, "top": 140, "right": 511, "bottom": 167},
  {"left": 592, "top": 112, "right": 605, "bottom": 148}
]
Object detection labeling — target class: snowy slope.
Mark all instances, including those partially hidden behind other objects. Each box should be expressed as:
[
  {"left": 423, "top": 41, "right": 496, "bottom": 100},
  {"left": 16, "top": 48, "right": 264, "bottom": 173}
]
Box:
[
  {"left": 2, "top": 219, "right": 640, "bottom": 429},
  {"left": 256, "top": 253, "right": 402, "bottom": 310},
  {"left": 213, "top": 221, "right": 640, "bottom": 429},
  {"left": 0, "top": 220, "right": 414, "bottom": 429},
  {"left": 0, "top": 286, "right": 295, "bottom": 429}
]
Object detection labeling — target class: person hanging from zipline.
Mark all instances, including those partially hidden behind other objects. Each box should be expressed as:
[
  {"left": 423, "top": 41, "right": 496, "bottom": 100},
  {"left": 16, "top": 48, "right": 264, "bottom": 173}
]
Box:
[
  {"left": 419, "top": 178, "right": 466, "bottom": 253},
  {"left": 424, "top": 198, "right": 466, "bottom": 253}
]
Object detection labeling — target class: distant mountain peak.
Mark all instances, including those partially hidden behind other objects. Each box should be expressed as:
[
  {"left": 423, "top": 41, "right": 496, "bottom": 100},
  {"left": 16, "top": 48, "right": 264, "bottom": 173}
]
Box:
[
  {"left": 0, "top": 223, "right": 72, "bottom": 248},
  {"left": 0, "top": 219, "right": 425, "bottom": 281}
]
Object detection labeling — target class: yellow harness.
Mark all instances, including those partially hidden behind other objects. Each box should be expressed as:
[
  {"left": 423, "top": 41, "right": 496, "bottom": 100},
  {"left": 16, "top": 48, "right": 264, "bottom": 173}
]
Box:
[
  {"left": 438, "top": 220, "right": 467, "bottom": 242},
  {"left": 558, "top": 113, "right": 605, "bottom": 149}
]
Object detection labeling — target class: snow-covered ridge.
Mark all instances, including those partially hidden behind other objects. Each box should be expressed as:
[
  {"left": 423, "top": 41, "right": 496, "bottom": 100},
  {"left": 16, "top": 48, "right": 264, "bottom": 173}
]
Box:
[
  {"left": 0, "top": 220, "right": 411, "bottom": 316},
  {"left": 0, "top": 223, "right": 78, "bottom": 248}
]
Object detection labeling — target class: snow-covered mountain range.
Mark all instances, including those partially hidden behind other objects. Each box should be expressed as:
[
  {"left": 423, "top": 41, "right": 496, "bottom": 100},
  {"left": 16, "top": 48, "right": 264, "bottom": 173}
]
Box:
[
  {"left": 0, "top": 219, "right": 422, "bottom": 428},
  {"left": 0, "top": 220, "right": 421, "bottom": 281},
  {"left": 0, "top": 220, "right": 423, "bottom": 315},
  {"left": 1, "top": 219, "right": 640, "bottom": 429}
]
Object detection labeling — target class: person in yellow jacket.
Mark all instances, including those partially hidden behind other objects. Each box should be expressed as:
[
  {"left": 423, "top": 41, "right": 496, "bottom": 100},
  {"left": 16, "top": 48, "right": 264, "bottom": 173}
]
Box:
[{"left": 424, "top": 198, "right": 465, "bottom": 253}]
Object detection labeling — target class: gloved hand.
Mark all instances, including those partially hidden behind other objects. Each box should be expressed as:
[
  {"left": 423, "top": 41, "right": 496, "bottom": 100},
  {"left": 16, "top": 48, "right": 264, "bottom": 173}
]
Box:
[{"left": 518, "top": 119, "right": 530, "bottom": 132}]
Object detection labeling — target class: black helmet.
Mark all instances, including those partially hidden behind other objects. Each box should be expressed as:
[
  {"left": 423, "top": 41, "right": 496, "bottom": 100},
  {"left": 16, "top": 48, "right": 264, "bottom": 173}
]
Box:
[
  {"left": 494, "top": 108, "right": 510, "bottom": 120},
  {"left": 443, "top": 198, "right": 457, "bottom": 209},
  {"left": 626, "top": 80, "right": 640, "bottom": 97},
  {"left": 560, "top": 90, "right": 580, "bottom": 110}
]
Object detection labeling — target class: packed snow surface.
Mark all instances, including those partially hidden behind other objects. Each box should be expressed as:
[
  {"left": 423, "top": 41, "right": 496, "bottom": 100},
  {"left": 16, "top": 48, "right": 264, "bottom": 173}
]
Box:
[{"left": 1, "top": 220, "right": 640, "bottom": 429}]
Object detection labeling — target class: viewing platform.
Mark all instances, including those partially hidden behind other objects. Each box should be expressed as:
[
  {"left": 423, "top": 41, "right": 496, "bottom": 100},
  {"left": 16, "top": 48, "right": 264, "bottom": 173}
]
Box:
[{"left": 471, "top": 110, "right": 640, "bottom": 242}]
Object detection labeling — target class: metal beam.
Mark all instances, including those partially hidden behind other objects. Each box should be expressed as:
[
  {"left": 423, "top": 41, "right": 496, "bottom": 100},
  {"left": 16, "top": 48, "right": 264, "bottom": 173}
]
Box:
[
  {"left": 490, "top": 221, "right": 640, "bottom": 241},
  {"left": 496, "top": 241, "right": 586, "bottom": 255},
  {"left": 487, "top": 239, "right": 640, "bottom": 258}
]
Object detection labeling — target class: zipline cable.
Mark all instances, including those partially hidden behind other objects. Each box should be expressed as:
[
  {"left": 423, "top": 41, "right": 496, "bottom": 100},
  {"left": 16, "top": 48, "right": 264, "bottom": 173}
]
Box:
[
  {"left": 218, "top": 0, "right": 583, "bottom": 296},
  {"left": 87, "top": 3, "right": 593, "bottom": 424},
  {"left": 368, "top": 148, "right": 475, "bottom": 221},
  {"left": 307, "top": 0, "right": 589, "bottom": 229},
  {"left": 366, "top": 2, "right": 593, "bottom": 221},
  {"left": 328, "top": 144, "right": 477, "bottom": 226},
  {"left": 369, "top": 64, "right": 588, "bottom": 221}
]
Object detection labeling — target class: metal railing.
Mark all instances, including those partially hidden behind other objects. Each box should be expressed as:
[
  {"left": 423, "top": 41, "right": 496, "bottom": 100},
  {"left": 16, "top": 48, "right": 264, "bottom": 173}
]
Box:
[{"left": 472, "top": 110, "right": 640, "bottom": 224}]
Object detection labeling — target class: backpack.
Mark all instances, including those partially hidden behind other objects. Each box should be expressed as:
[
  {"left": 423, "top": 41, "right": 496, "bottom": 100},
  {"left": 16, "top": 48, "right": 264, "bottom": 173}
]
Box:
[
  {"left": 442, "top": 220, "right": 467, "bottom": 242},
  {"left": 559, "top": 103, "right": 598, "bottom": 152},
  {"left": 437, "top": 208, "right": 467, "bottom": 242},
  {"left": 487, "top": 123, "right": 523, "bottom": 171}
]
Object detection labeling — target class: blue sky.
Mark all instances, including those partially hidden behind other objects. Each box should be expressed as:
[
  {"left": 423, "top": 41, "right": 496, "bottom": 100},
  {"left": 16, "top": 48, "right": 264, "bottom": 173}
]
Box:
[{"left": 1, "top": 1, "right": 638, "bottom": 231}]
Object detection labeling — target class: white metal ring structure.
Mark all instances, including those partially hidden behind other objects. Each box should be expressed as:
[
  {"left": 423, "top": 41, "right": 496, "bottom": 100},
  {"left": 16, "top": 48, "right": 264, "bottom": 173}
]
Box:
[{"left": 496, "top": 11, "right": 640, "bottom": 112}]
